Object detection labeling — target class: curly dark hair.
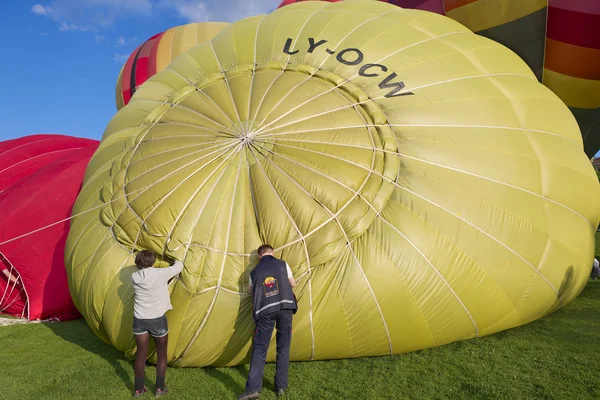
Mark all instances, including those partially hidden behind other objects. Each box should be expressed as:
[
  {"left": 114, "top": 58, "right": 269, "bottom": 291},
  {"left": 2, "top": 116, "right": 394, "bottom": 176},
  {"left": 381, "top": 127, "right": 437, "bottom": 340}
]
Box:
[{"left": 135, "top": 250, "right": 156, "bottom": 269}]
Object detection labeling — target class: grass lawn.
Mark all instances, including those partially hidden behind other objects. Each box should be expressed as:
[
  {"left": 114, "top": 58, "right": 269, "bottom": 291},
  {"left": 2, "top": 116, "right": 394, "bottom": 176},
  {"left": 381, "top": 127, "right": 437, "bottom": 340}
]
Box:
[{"left": 1, "top": 282, "right": 599, "bottom": 400}]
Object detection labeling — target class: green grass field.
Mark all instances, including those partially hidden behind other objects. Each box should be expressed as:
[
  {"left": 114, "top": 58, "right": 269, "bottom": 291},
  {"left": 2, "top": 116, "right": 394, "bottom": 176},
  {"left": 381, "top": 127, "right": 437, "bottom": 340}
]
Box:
[{"left": 2, "top": 280, "right": 600, "bottom": 400}]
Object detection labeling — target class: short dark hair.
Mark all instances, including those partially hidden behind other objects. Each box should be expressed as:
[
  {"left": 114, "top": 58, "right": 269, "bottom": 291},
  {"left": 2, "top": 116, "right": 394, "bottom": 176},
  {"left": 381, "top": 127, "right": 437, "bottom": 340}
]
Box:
[
  {"left": 257, "top": 244, "right": 274, "bottom": 257},
  {"left": 135, "top": 250, "right": 156, "bottom": 269}
]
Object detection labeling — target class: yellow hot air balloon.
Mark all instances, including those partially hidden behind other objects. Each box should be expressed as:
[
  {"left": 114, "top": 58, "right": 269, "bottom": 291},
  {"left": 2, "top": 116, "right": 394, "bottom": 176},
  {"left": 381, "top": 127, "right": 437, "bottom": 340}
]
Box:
[
  {"left": 67, "top": 0, "right": 600, "bottom": 367},
  {"left": 115, "top": 22, "right": 229, "bottom": 110}
]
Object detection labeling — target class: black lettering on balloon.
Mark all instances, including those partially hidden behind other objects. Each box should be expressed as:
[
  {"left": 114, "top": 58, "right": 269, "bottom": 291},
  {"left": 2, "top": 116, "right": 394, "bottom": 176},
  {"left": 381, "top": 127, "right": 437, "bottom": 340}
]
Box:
[
  {"left": 308, "top": 38, "right": 328, "bottom": 53},
  {"left": 379, "top": 72, "right": 414, "bottom": 98},
  {"left": 279, "top": 38, "right": 415, "bottom": 99},
  {"left": 336, "top": 48, "right": 364, "bottom": 66},
  {"left": 283, "top": 38, "right": 299, "bottom": 55},
  {"left": 358, "top": 63, "right": 388, "bottom": 78}
]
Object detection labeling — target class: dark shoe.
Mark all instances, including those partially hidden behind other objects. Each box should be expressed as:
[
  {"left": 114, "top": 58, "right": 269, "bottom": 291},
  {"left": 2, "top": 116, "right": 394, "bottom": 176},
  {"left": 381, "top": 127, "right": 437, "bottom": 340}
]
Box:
[
  {"left": 276, "top": 389, "right": 289, "bottom": 399},
  {"left": 237, "top": 392, "right": 260, "bottom": 400},
  {"left": 155, "top": 387, "right": 168, "bottom": 397},
  {"left": 133, "top": 387, "right": 147, "bottom": 398}
]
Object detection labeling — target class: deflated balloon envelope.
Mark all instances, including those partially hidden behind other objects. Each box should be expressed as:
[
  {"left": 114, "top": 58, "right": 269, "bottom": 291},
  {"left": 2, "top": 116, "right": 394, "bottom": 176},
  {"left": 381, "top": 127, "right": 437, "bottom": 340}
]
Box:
[{"left": 66, "top": 0, "right": 600, "bottom": 367}]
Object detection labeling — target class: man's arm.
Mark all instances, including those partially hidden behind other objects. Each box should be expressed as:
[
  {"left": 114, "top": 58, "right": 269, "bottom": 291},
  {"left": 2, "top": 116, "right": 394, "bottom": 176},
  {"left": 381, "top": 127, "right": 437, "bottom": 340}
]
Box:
[{"left": 285, "top": 262, "right": 296, "bottom": 289}]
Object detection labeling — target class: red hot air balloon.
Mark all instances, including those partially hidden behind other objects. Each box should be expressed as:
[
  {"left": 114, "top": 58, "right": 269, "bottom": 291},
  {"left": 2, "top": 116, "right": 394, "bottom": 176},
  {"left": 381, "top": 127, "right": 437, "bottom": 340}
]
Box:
[{"left": 0, "top": 134, "right": 99, "bottom": 321}]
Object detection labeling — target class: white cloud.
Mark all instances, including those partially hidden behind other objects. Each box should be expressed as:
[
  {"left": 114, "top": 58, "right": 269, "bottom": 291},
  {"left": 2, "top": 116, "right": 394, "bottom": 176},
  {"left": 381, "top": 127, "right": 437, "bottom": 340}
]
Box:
[
  {"left": 158, "top": 0, "right": 274, "bottom": 23},
  {"left": 31, "top": 0, "right": 277, "bottom": 40},
  {"left": 162, "top": 0, "right": 209, "bottom": 22},
  {"left": 32, "top": 4, "right": 49, "bottom": 15},
  {"left": 95, "top": 34, "right": 105, "bottom": 44},
  {"left": 59, "top": 22, "right": 93, "bottom": 32},
  {"left": 31, "top": 0, "right": 153, "bottom": 28},
  {"left": 40, "top": 32, "right": 49, "bottom": 36}
]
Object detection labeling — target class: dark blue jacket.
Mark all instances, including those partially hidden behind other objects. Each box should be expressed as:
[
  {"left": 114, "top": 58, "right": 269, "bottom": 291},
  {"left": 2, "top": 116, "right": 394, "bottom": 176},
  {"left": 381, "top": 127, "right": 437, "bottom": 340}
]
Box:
[{"left": 250, "top": 255, "right": 297, "bottom": 321}]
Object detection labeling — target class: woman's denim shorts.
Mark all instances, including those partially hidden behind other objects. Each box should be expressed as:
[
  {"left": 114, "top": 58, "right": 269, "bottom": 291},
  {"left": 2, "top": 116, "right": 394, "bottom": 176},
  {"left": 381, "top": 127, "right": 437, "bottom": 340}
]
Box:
[{"left": 133, "top": 314, "right": 168, "bottom": 337}]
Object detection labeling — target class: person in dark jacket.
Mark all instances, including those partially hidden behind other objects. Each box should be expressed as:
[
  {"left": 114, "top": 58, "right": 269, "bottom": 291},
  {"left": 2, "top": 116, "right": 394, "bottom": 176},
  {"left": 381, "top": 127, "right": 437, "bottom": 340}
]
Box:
[{"left": 238, "top": 244, "right": 297, "bottom": 400}]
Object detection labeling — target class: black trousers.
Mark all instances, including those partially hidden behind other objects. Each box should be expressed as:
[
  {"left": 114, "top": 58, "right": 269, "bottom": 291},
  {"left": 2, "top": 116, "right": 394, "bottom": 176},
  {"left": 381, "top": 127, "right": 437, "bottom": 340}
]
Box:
[{"left": 245, "top": 309, "right": 293, "bottom": 393}]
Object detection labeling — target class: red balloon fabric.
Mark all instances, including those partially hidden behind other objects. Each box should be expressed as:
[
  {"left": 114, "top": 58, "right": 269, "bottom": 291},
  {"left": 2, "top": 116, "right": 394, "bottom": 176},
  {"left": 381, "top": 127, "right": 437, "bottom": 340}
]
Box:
[{"left": 0, "top": 135, "right": 98, "bottom": 320}]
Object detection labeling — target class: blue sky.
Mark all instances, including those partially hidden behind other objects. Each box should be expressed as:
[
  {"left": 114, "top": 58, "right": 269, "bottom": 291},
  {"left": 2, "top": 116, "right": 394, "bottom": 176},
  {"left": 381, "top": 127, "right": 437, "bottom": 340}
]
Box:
[{"left": 0, "top": 0, "right": 279, "bottom": 142}]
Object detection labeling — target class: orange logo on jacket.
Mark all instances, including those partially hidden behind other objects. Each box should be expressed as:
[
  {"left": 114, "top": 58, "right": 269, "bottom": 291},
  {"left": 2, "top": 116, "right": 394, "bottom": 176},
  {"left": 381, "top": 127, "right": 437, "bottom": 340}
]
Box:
[{"left": 263, "top": 276, "right": 279, "bottom": 297}]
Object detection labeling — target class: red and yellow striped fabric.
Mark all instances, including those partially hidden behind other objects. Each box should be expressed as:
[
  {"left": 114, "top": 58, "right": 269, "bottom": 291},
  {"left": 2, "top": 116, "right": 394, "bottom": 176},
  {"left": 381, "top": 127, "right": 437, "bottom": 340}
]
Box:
[{"left": 115, "top": 22, "right": 229, "bottom": 110}]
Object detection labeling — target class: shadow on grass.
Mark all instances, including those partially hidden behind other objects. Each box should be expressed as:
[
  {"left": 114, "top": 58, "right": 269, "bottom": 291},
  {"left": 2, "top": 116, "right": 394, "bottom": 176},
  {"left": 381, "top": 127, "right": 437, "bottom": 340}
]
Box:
[
  {"left": 44, "top": 319, "right": 133, "bottom": 390},
  {"left": 204, "top": 366, "right": 249, "bottom": 395}
]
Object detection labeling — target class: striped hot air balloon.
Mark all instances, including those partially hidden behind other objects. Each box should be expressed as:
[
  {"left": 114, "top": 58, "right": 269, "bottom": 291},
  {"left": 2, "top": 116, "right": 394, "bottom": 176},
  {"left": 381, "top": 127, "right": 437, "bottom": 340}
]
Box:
[
  {"left": 277, "top": 0, "right": 600, "bottom": 157},
  {"left": 115, "top": 22, "right": 229, "bottom": 110}
]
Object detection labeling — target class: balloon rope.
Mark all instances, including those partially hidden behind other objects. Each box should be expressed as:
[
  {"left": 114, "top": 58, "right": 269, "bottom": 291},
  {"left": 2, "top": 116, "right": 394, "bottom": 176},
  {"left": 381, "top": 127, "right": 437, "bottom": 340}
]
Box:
[{"left": 0, "top": 184, "right": 148, "bottom": 248}]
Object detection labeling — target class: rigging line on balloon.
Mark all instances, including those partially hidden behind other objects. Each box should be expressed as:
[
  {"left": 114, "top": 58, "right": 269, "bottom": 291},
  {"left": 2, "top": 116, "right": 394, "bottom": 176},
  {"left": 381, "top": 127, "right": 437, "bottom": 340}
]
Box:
[
  {"left": 142, "top": 133, "right": 236, "bottom": 144},
  {"left": 163, "top": 66, "right": 240, "bottom": 134},
  {"left": 178, "top": 150, "right": 244, "bottom": 359},
  {"left": 0, "top": 257, "right": 24, "bottom": 310},
  {"left": 251, "top": 72, "right": 535, "bottom": 137},
  {"left": 247, "top": 141, "right": 317, "bottom": 359},
  {"left": 127, "top": 139, "right": 239, "bottom": 172},
  {"left": 124, "top": 140, "right": 238, "bottom": 188},
  {"left": 261, "top": 123, "right": 578, "bottom": 145},
  {"left": 244, "top": 13, "right": 268, "bottom": 134},
  {"left": 195, "top": 284, "right": 249, "bottom": 296},
  {"left": 251, "top": 139, "right": 481, "bottom": 337},
  {"left": 267, "top": 137, "right": 596, "bottom": 224},
  {"left": 0, "top": 137, "right": 52, "bottom": 158},
  {"left": 250, "top": 8, "right": 397, "bottom": 135},
  {"left": 159, "top": 143, "right": 244, "bottom": 257},
  {"left": 249, "top": 30, "right": 466, "bottom": 135},
  {"left": 582, "top": 108, "right": 600, "bottom": 140},
  {"left": 251, "top": 119, "right": 381, "bottom": 356},
  {"left": 103, "top": 128, "right": 230, "bottom": 341},
  {"left": 248, "top": 3, "right": 331, "bottom": 128},
  {"left": 265, "top": 140, "right": 561, "bottom": 300},
  {"left": 133, "top": 99, "right": 239, "bottom": 135},
  {"left": 129, "top": 141, "right": 242, "bottom": 249},
  {"left": 119, "top": 140, "right": 239, "bottom": 228},
  {"left": 0, "top": 147, "right": 88, "bottom": 176},
  {"left": 0, "top": 137, "right": 232, "bottom": 249},
  {"left": 169, "top": 143, "right": 244, "bottom": 273},
  {"left": 253, "top": 139, "right": 470, "bottom": 344},
  {"left": 210, "top": 40, "right": 244, "bottom": 134},
  {"left": 250, "top": 155, "right": 395, "bottom": 353},
  {"left": 172, "top": 146, "right": 245, "bottom": 364}
]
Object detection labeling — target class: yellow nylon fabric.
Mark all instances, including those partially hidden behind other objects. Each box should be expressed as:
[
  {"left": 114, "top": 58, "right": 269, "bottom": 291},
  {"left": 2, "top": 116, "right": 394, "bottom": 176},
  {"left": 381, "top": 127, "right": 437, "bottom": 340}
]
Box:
[
  {"left": 115, "top": 63, "right": 125, "bottom": 111},
  {"left": 66, "top": 0, "right": 600, "bottom": 367},
  {"left": 154, "top": 22, "right": 230, "bottom": 73}
]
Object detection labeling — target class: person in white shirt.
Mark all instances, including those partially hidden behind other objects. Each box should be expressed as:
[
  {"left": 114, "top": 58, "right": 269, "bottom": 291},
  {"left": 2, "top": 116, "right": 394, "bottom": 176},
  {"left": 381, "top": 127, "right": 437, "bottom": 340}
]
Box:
[{"left": 131, "top": 250, "right": 183, "bottom": 398}]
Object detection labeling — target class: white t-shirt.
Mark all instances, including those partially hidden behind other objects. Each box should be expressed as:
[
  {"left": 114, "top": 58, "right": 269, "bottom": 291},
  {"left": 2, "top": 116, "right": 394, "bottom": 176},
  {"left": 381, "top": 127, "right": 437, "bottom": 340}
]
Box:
[
  {"left": 249, "top": 262, "right": 293, "bottom": 288},
  {"left": 132, "top": 261, "right": 183, "bottom": 320}
]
